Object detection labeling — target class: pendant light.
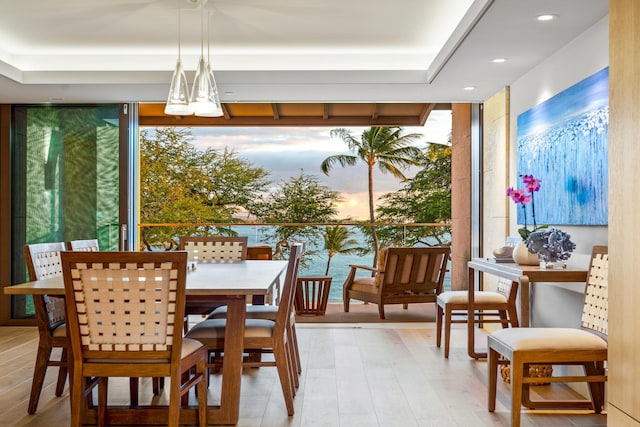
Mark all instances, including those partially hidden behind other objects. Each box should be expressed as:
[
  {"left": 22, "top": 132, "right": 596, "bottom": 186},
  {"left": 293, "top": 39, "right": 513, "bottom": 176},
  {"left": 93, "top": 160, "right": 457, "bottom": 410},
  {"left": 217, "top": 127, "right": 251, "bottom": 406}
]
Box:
[
  {"left": 196, "top": 10, "right": 224, "bottom": 117},
  {"left": 164, "top": 9, "right": 191, "bottom": 116},
  {"left": 189, "top": 6, "right": 223, "bottom": 116}
]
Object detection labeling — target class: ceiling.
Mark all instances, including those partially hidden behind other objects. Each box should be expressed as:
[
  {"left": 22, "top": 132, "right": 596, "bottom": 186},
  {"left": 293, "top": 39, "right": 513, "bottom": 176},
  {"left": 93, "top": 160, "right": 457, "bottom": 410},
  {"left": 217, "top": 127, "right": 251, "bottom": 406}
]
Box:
[{"left": 0, "top": 0, "right": 608, "bottom": 108}]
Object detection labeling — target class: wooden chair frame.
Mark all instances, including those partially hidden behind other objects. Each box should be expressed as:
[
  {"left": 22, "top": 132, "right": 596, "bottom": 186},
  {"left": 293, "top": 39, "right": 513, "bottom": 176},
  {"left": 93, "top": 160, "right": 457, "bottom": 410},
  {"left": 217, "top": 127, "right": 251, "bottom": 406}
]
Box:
[
  {"left": 343, "top": 246, "right": 450, "bottom": 319},
  {"left": 24, "top": 242, "right": 69, "bottom": 415},
  {"left": 61, "top": 251, "right": 207, "bottom": 427},
  {"left": 185, "top": 243, "right": 304, "bottom": 416},
  {"left": 436, "top": 278, "right": 519, "bottom": 358},
  {"left": 488, "top": 245, "right": 608, "bottom": 427}
]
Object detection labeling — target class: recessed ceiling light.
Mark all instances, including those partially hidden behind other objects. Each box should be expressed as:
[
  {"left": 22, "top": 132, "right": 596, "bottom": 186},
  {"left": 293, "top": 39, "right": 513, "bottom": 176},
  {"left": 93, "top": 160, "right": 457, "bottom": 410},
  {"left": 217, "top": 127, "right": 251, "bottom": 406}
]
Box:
[
  {"left": 537, "top": 14, "right": 557, "bottom": 21},
  {"left": 492, "top": 58, "right": 506, "bottom": 63},
  {"left": 463, "top": 86, "right": 476, "bottom": 91}
]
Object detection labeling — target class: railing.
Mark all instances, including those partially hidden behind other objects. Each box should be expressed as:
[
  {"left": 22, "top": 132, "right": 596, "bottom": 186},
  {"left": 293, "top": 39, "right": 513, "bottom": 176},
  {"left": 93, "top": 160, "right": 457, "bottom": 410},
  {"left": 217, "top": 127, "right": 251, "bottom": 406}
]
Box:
[{"left": 138, "top": 222, "right": 452, "bottom": 302}]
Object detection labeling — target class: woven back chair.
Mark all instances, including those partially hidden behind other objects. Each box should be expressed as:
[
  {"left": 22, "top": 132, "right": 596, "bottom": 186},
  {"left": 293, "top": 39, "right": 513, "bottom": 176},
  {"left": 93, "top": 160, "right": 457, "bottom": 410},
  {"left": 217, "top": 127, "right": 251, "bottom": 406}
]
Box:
[
  {"left": 66, "top": 239, "right": 100, "bottom": 251},
  {"left": 343, "top": 246, "right": 450, "bottom": 319},
  {"left": 23, "top": 242, "right": 68, "bottom": 414},
  {"left": 488, "top": 245, "right": 608, "bottom": 427},
  {"left": 179, "top": 236, "right": 249, "bottom": 324},
  {"left": 436, "top": 277, "right": 519, "bottom": 358},
  {"left": 185, "top": 243, "right": 304, "bottom": 416},
  {"left": 61, "top": 251, "right": 208, "bottom": 427},
  {"left": 179, "top": 236, "right": 248, "bottom": 263}
]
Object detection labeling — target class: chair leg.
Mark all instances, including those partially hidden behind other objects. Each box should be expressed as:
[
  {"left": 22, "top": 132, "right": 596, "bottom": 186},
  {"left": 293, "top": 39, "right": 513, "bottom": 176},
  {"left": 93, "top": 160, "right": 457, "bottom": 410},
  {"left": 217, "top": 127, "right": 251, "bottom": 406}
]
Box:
[
  {"left": 488, "top": 348, "right": 499, "bottom": 412},
  {"left": 289, "top": 322, "right": 302, "bottom": 375},
  {"left": 403, "top": 303, "right": 408, "bottom": 310},
  {"left": 274, "top": 343, "right": 295, "bottom": 416},
  {"left": 196, "top": 355, "right": 208, "bottom": 427},
  {"left": 130, "top": 378, "right": 139, "bottom": 406},
  {"left": 378, "top": 303, "right": 386, "bottom": 320},
  {"left": 499, "top": 310, "right": 510, "bottom": 328},
  {"left": 343, "top": 294, "right": 350, "bottom": 312},
  {"left": 510, "top": 356, "right": 525, "bottom": 427},
  {"left": 444, "top": 306, "right": 453, "bottom": 358},
  {"left": 168, "top": 372, "right": 181, "bottom": 427},
  {"left": 436, "top": 304, "right": 443, "bottom": 348},
  {"left": 55, "top": 347, "right": 68, "bottom": 397},
  {"left": 98, "top": 378, "right": 108, "bottom": 427},
  {"left": 28, "top": 344, "right": 53, "bottom": 414},
  {"left": 585, "top": 361, "right": 606, "bottom": 412}
]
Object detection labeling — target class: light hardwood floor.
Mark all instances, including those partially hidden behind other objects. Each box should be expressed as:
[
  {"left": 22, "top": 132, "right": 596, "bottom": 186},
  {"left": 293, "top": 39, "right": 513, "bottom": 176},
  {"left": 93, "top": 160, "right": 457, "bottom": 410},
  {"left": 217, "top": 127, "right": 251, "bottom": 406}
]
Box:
[{"left": 0, "top": 322, "right": 607, "bottom": 427}]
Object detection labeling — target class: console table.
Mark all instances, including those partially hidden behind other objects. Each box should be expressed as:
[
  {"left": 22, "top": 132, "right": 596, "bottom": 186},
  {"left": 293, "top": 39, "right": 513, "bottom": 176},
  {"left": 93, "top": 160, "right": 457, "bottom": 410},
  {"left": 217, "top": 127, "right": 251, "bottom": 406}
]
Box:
[{"left": 466, "top": 258, "right": 588, "bottom": 359}]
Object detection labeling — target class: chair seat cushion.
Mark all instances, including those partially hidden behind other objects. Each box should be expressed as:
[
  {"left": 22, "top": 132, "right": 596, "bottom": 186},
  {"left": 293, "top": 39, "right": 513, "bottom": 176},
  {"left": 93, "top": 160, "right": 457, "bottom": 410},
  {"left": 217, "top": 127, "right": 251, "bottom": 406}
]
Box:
[
  {"left": 52, "top": 323, "right": 66, "bottom": 337},
  {"left": 185, "top": 318, "right": 275, "bottom": 341},
  {"left": 349, "top": 277, "right": 377, "bottom": 294},
  {"left": 490, "top": 328, "right": 608, "bottom": 352},
  {"left": 207, "top": 304, "right": 278, "bottom": 321},
  {"left": 437, "top": 291, "right": 507, "bottom": 305}
]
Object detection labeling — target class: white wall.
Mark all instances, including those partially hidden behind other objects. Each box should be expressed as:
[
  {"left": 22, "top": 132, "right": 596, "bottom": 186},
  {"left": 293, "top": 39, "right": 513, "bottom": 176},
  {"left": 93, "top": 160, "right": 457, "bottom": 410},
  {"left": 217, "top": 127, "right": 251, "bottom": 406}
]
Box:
[{"left": 508, "top": 16, "right": 609, "bottom": 327}]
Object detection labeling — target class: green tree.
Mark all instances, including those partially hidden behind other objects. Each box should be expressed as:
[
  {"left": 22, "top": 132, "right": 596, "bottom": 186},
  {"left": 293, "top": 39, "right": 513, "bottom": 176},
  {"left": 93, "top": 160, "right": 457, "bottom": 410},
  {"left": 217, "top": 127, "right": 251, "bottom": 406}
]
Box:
[
  {"left": 376, "top": 142, "right": 452, "bottom": 246},
  {"left": 322, "top": 225, "right": 363, "bottom": 275},
  {"left": 320, "top": 126, "right": 423, "bottom": 264},
  {"left": 140, "top": 127, "right": 270, "bottom": 249},
  {"left": 248, "top": 171, "right": 341, "bottom": 258}
]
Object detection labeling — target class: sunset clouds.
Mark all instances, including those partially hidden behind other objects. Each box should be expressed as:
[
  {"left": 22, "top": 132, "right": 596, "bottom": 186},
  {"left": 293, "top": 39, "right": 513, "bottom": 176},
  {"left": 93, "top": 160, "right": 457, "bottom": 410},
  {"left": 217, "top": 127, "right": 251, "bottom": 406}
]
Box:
[{"left": 187, "top": 110, "right": 451, "bottom": 219}]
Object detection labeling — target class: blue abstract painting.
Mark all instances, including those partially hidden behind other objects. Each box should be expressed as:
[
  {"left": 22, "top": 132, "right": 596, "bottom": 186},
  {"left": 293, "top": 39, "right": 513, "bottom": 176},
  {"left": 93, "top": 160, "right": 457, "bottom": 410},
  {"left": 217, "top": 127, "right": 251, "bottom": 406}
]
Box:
[{"left": 516, "top": 67, "right": 608, "bottom": 225}]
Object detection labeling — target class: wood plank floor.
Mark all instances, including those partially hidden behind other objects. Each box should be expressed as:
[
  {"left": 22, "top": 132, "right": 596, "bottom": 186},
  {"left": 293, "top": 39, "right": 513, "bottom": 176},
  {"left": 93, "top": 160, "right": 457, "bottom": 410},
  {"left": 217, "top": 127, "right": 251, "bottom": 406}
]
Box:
[{"left": 0, "top": 322, "right": 607, "bottom": 427}]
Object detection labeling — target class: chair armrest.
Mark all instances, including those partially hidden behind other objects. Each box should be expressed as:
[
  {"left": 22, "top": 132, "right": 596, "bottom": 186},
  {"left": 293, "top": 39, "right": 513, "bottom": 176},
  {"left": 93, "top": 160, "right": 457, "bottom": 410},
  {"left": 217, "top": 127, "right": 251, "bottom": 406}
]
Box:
[{"left": 348, "top": 264, "right": 380, "bottom": 273}]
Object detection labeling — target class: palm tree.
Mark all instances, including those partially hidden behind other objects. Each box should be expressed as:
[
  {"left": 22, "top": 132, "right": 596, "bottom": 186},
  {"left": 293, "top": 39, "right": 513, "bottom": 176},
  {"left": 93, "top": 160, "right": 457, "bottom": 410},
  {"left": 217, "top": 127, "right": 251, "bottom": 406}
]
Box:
[
  {"left": 320, "top": 126, "right": 423, "bottom": 264},
  {"left": 323, "top": 226, "right": 361, "bottom": 275}
]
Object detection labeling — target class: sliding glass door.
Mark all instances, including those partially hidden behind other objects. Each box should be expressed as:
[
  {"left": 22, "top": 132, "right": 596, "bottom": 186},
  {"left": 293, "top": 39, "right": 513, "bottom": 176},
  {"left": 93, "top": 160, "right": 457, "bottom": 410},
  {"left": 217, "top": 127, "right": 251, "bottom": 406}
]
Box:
[{"left": 10, "top": 105, "right": 121, "bottom": 319}]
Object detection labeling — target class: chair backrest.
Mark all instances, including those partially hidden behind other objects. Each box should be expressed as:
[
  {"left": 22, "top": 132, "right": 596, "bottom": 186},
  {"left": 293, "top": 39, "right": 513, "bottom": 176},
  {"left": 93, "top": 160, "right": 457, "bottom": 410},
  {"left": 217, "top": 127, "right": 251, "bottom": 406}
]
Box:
[
  {"left": 246, "top": 245, "right": 273, "bottom": 260},
  {"left": 24, "top": 242, "right": 67, "bottom": 281},
  {"left": 24, "top": 242, "right": 68, "bottom": 331},
  {"left": 66, "top": 239, "right": 100, "bottom": 251},
  {"left": 61, "top": 251, "right": 188, "bottom": 363},
  {"left": 581, "top": 245, "right": 608, "bottom": 337},
  {"left": 274, "top": 243, "right": 304, "bottom": 333},
  {"left": 179, "top": 236, "right": 248, "bottom": 263},
  {"left": 376, "top": 246, "right": 450, "bottom": 295}
]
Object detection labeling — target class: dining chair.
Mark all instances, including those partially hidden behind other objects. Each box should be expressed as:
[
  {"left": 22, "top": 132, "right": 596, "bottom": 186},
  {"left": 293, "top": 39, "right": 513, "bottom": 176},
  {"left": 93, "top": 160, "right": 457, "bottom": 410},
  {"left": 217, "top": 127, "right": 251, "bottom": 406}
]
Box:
[
  {"left": 343, "top": 246, "right": 450, "bottom": 319},
  {"left": 179, "top": 236, "right": 249, "bottom": 331},
  {"left": 23, "top": 242, "right": 69, "bottom": 414},
  {"left": 179, "top": 235, "right": 248, "bottom": 263},
  {"left": 65, "top": 239, "right": 159, "bottom": 399},
  {"left": 246, "top": 245, "right": 273, "bottom": 260},
  {"left": 61, "top": 250, "right": 208, "bottom": 427},
  {"left": 65, "top": 239, "right": 100, "bottom": 251},
  {"left": 488, "top": 245, "right": 608, "bottom": 427},
  {"left": 206, "top": 246, "right": 306, "bottom": 387},
  {"left": 185, "top": 243, "right": 304, "bottom": 416},
  {"left": 436, "top": 278, "right": 519, "bottom": 358}
]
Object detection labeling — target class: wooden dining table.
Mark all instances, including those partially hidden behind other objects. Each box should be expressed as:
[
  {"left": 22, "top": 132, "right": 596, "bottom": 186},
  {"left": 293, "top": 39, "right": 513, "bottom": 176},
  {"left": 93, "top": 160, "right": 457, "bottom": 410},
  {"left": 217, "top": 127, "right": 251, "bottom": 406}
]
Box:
[{"left": 4, "top": 259, "right": 288, "bottom": 425}]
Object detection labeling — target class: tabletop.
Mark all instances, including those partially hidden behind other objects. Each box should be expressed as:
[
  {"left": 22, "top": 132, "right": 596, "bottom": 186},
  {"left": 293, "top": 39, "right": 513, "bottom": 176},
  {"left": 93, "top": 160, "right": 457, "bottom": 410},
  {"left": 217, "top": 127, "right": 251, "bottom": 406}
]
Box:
[{"left": 4, "top": 260, "right": 289, "bottom": 297}]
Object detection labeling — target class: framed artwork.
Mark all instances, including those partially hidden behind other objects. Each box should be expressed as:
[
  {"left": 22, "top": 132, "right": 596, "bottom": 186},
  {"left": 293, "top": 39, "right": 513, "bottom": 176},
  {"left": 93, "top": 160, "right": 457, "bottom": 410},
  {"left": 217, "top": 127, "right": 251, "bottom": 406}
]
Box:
[{"left": 516, "top": 67, "right": 608, "bottom": 225}]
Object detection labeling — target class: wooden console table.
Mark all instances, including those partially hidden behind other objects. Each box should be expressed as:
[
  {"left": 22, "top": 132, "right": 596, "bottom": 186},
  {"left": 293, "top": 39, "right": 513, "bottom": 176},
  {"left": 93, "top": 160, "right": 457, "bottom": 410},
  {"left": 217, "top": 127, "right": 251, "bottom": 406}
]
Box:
[{"left": 466, "top": 258, "right": 588, "bottom": 359}]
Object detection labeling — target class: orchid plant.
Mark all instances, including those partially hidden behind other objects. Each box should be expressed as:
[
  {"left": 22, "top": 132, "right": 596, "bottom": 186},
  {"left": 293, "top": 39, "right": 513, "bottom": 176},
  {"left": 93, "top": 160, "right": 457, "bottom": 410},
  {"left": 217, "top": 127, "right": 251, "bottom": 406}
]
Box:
[{"left": 507, "top": 174, "right": 547, "bottom": 241}]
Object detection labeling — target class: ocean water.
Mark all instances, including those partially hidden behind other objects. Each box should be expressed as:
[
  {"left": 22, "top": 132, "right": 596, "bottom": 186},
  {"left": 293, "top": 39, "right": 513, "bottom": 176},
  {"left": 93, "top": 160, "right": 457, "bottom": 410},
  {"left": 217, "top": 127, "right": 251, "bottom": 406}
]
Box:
[{"left": 235, "top": 226, "right": 451, "bottom": 302}]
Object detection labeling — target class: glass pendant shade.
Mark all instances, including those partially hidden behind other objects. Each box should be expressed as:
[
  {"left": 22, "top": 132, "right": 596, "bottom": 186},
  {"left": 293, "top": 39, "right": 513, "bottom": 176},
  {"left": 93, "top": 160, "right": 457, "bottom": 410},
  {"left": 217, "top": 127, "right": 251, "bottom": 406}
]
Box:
[
  {"left": 195, "top": 62, "right": 223, "bottom": 117},
  {"left": 164, "top": 59, "right": 191, "bottom": 115},
  {"left": 188, "top": 56, "right": 216, "bottom": 115}
]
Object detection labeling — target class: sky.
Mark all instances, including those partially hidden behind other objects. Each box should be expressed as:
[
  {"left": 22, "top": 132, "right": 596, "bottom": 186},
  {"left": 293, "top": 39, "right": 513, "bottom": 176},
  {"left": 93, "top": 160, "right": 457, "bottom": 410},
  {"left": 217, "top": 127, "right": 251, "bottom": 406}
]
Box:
[{"left": 186, "top": 110, "right": 452, "bottom": 220}]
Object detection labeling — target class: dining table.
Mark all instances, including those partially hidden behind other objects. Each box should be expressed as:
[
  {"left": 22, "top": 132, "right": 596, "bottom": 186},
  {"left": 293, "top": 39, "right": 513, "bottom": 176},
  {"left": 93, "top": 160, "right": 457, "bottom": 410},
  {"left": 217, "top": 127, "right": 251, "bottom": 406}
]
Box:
[{"left": 4, "top": 259, "right": 288, "bottom": 425}]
